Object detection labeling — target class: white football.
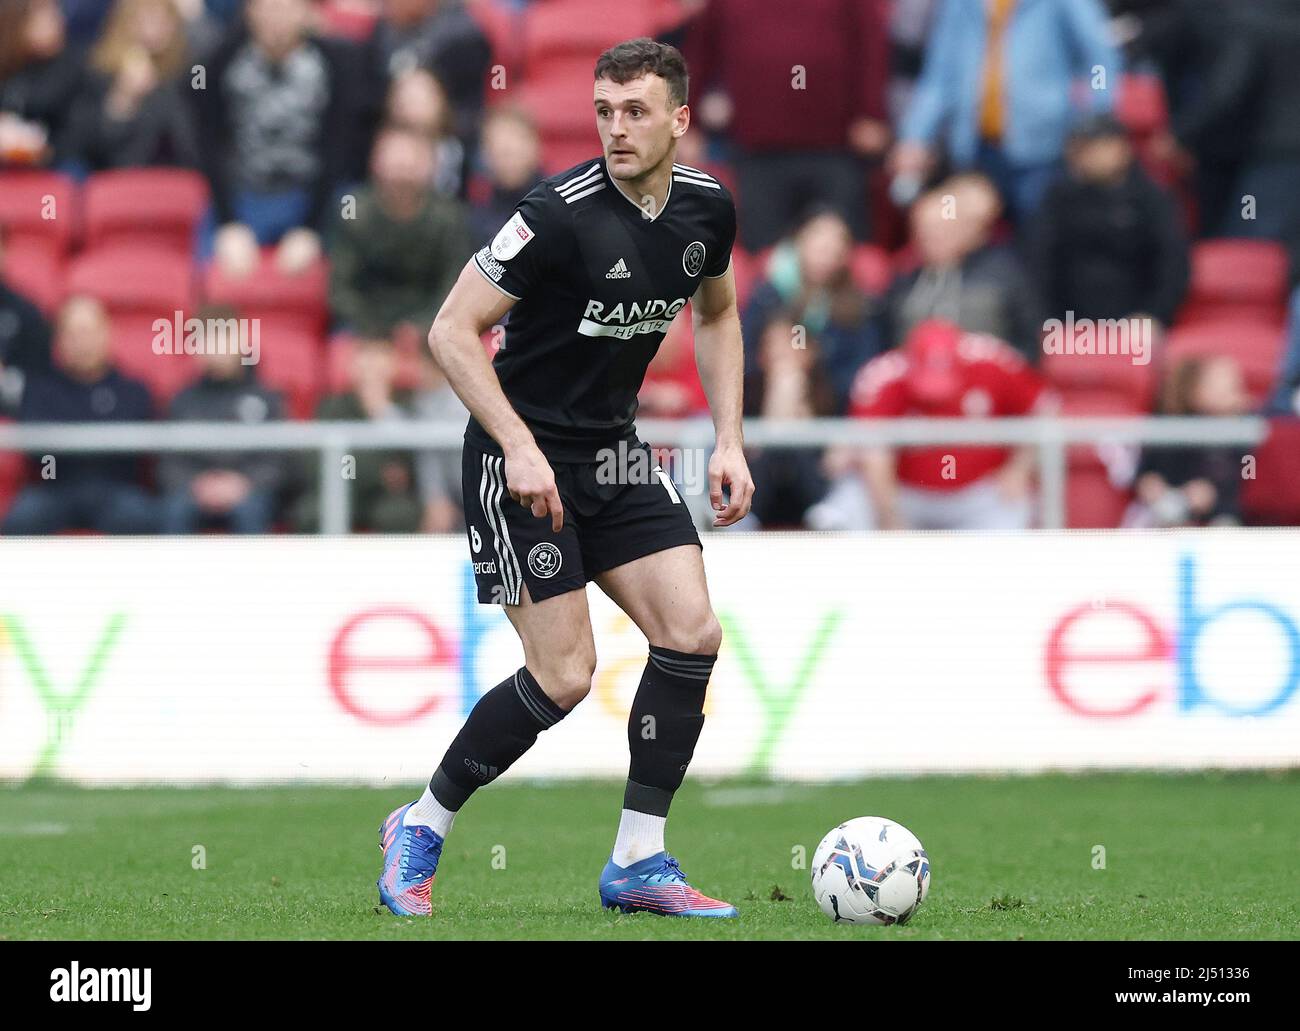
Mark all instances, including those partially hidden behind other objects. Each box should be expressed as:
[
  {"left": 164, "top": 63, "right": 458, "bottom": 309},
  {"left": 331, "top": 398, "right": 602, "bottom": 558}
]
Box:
[{"left": 811, "top": 816, "right": 931, "bottom": 925}]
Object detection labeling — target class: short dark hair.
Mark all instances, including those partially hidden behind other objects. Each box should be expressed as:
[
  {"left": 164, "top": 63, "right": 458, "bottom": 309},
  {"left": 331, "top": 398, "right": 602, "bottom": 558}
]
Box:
[{"left": 594, "top": 38, "right": 688, "bottom": 108}]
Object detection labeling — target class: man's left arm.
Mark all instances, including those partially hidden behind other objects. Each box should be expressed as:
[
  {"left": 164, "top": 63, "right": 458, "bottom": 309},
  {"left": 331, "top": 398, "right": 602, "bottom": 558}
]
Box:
[{"left": 692, "top": 264, "right": 755, "bottom": 526}]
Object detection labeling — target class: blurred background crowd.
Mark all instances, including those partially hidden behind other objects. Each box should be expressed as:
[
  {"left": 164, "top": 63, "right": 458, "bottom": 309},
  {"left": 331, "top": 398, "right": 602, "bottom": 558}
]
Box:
[{"left": 2, "top": 0, "right": 1300, "bottom": 535}]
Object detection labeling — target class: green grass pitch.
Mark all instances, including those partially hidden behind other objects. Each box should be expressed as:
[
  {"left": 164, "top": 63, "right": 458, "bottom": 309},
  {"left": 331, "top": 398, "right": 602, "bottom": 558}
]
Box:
[{"left": 1, "top": 772, "right": 1295, "bottom": 940}]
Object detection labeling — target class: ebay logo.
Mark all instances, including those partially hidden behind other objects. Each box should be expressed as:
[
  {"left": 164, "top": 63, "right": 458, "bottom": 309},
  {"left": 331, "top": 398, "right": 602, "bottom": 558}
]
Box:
[{"left": 1045, "top": 553, "right": 1300, "bottom": 718}]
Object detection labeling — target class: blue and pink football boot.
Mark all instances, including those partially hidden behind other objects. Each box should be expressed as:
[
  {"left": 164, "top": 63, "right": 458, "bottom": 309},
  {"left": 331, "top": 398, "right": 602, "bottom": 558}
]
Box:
[
  {"left": 377, "top": 803, "right": 443, "bottom": 917},
  {"left": 599, "top": 852, "right": 738, "bottom": 918}
]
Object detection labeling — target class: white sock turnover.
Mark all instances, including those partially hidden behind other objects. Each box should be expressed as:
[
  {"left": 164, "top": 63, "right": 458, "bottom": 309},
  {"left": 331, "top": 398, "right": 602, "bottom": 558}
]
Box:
[
  {"left": 403, "top": 785, "right": 456, "bottom": 838},
  {"left": 612, "top": 808, "right": 666, "bottom": 867}
]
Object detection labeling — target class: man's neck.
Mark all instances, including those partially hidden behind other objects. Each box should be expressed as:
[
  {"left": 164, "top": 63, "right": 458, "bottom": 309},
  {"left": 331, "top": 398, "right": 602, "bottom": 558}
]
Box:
[{"left": 610, "top": 151, "right": 674, "bottom": 216}]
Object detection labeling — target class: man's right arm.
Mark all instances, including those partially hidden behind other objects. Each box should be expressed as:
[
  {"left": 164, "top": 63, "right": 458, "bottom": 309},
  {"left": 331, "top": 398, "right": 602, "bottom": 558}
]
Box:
[{"left": 427, "top": 260, "right": 564, "bottom": 530}]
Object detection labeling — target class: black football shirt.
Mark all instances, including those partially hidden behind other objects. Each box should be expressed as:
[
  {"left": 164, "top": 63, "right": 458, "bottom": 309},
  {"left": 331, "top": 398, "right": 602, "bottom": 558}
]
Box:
[{"left": 467, "top": 156, "right": 736, "bottom": 462}]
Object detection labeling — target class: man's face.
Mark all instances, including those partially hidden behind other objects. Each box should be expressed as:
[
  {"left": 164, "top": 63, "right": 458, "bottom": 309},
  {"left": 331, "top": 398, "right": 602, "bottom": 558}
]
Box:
[
  {"left": 247, "top": 0, "right": 308, "bottom": 58},
  {"left": 56, "top": 298, "right": 112, "bottom": 379},
  {"left": 594, "top": 74, "right": 686, "bottom": 182}
]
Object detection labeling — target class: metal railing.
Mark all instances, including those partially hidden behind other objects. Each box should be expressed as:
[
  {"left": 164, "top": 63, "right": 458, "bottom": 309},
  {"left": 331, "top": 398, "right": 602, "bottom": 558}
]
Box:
[{"left": 0, "top": 416, "right": 1270, "bottom": 533}]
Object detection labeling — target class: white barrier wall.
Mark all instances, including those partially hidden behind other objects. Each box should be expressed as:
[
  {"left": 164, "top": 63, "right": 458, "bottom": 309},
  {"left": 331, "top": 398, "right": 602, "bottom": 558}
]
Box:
[{"left": 2, "top": 532, "right": 1298, "bottom": 784}]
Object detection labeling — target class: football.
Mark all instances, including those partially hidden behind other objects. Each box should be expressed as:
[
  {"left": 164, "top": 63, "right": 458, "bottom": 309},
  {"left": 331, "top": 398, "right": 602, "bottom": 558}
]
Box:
[{"left": 811, "top": 817, "right": 931, "bottom": 925}]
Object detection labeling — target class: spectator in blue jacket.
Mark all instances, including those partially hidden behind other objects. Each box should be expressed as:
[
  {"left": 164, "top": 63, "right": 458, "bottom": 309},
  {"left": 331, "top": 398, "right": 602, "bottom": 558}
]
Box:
[
  {"left": 889, "top": 0, "right": 1121, "bottom": 222},
  {"left": 2, "top": 295, "right": 158, "bottom": 534}
]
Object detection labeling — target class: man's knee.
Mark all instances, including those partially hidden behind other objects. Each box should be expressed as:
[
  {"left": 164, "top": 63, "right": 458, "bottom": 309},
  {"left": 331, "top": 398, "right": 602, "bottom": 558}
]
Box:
[
  {"left": 657, "top": 610, "right": 723, "bottom": 657},
  {"left": 532, "top": 642, "right": 597, "bottom": 710}
]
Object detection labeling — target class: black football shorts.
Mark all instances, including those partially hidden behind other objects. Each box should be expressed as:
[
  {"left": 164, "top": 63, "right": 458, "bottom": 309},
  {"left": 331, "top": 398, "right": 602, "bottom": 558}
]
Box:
[{"left": 462, "top": 440, "right": 701, "bottom": 605}]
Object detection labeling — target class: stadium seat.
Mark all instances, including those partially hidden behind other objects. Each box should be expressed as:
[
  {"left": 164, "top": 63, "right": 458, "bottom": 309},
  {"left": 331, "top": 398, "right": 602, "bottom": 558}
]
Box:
[
  {"left": 541, "top": 136, "right": 602, "bottom": 175},
  {"left": 0, "top": 169, "right": 79, "bottom": 255},
  {"left": 1066, "top": 466, "right": 1131, "bottom": 529},
  {"left": 1240, "top": 417, "right": 1300, "bottom": 525},
  {"left": 1162, "top": 319, "right": 1284, "bottom": 402},
  {"left": 1116, "top": 73, "right": 1169, "bottom": 139},
  {"left": 1, "top": 236, "right": 64, "bottom": 314},
  {"left": 1057, "top": 392, "right": 1140, "bottom": 528},
  {"left": 519, "top": 56, "right": 602, "bottom": 142},
  {"left": 849, "top": 244, "right": 892, "bottom": 296},
  {"left": 255, "top": 326, "right": 325, "bottom": 420},
  {"left": 0, "top": 420, "right": 25, "bottom": 522},
  {"left": 469, "top": 0, "right": 521, "bottom": 81},
  {"left": 325, "top": 333, "right": 422, "bottom": 396},
  {"left": 203, "top": 250, "right": 329, "bottom": 337},
  {"left": 1179, "top": 239, "right": 1290, "bottom": 326},
  {"left": 83, "top": 168, "right": 209, "bottom": 257},
  {"left": 520, "top": 1, "right": 655, "bottom": 74},
  {"left": 316, "top": 0, "right": 379, "bottom": 41},
  {"left": 1041, "top": 328, "right": 1157, "bottom": 410},
  {"left": 108, "top": 312, "right": 200, "bottom": 402}
]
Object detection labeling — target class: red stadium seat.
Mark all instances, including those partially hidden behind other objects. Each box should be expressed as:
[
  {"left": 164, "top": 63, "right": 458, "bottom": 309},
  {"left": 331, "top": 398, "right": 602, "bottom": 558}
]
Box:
[
  {"left": 519, "top": 56, "right": 601, "bottom": 142},
  {"left": 1162, "top": 319, "right": 1284, "bottom": 402},
  {"left": 83, "top": 168, "right": 209, "bottom": 256},
  {"left": 1066, "top": 466, "right": 1131, "bottom": 529},
  {"left": 108, "top": 313, "right": 200, "bottom": 402},
  {"left": 1041, "top": 327, "right": 1157, "bottom": 409},
  {"left": 255, "top": 326, "right": 324, "bottom": 420},
  {"left": 0, "top": 419, "right": 26, "bottom": 522},
  {"left": 1116, "top": 73, "right": 1169, "bottom": 139},
  {"left": 1, "top": 236, "right": 64, "bottom": 314},
  {"left": 203, "top": 249, "right": 329, "bottom": 336},
  {"left": 1056, "top": 391, "right": 1140, "bottom": 528},
  {"left": 1240, "top": 417, "right": 1300, "bottom": 525},
  {"left": 541, "top": 136, "right": 602, "bottom": 175},
  {"left": 849, "top": 243, "right": 892, "bottom": 296},
  {"left": 521, "top": 1, "right": 654, "bottom": 73},
  {"left": 1179, "top": 239, "right": 1290, "bottom": 326},
  {"left": 469, "top": 0, "right": 522, "bottom": 79},
  {"left": 0, "top": 170, "right": 79, "bottom": 255}
]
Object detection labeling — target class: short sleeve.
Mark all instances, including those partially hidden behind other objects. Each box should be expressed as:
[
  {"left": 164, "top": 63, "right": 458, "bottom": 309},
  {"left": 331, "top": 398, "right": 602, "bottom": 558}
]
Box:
[
  {"left": 848, "top": 352, "right": 909, "bottom": 416},
  {"left": 702, "top": 194, "right": 736, "bottom": 278},
  {"left": 471, "top": 185, "right": 566, "bottom": 301}
]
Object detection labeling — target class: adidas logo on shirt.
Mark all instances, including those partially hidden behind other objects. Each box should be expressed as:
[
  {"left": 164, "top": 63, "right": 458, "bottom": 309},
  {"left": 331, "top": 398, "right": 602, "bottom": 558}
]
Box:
[{"left": 605, "top": 258, "right": 631, "bottom": 279}]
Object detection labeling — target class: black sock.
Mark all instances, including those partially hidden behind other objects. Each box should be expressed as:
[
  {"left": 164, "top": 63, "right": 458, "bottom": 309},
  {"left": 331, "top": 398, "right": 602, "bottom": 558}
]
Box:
[
  {"left": 623, "top": 645, "right": 717, "bottom": 818},
  {"left": 430, "top": 667, "right": 567, "bottom": 811}
]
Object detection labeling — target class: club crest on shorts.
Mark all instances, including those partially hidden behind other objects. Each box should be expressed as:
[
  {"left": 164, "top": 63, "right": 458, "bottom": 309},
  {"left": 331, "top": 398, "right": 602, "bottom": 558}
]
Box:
[
  {"left": 527, "top": 542, "right": 563, "bottom": 579},
  {"left": 682, "top": 241, "right": 706, "bottom": 277}
]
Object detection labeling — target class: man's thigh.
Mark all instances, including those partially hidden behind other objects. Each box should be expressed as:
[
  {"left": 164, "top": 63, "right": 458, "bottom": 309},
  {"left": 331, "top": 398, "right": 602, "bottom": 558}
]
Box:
[
  {"left": 504, "top": 582, "right": 596, "bottom": 680},
  {"left": 594, "top": 545, "right": 716, "bottom": 652}
]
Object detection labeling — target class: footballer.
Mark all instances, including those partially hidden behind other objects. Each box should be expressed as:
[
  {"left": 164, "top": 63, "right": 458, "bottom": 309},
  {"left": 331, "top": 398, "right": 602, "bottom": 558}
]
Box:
[{"left": 378, "top": 38, "right": 754, "bottom": 918}]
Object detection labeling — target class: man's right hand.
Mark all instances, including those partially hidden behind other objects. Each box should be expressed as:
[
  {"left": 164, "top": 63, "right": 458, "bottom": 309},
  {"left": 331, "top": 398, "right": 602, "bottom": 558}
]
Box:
[{"left": 504, "top": 444, "right": 564, "bottom": 532}]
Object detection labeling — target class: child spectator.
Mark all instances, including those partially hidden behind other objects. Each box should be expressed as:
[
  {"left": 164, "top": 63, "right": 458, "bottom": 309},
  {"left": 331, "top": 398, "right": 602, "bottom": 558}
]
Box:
[{"left": 1127, "top": 355, "right": 1250, "bottom": 528}]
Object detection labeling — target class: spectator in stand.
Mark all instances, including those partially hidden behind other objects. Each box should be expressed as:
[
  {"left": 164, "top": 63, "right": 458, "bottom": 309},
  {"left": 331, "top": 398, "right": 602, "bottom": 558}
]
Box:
[
  {"left": 0, "top": 0, "right": 84, "bottom": 167},
  {"left": 684, "top": 0, "right": 890, "bottom": 248},
  {"left": 159, "top": 307, "right": 285, "bottom": 534},
  {"left": 63, "top": 0, "right": 201, "bottom": 172},
  {"left": 810, "top": 319, "right": 1052, "bottom": 530},
  {"left": 1028, "top": 113, "right": 1188, "bottom": 332},
  {"left": 291, "top": 337, "right": 421, "bottom": 533},
  {"left": 384, "top": 67, "right": 466, "bottom": 197},
  {"left": 361, "top": 0, "right": 491, "bottom": 159},
  {"left": 2, "top": 295, "right": 157, "bottom": 534},
  {"left": 884, "top": 174, "right": 1044, "bottom": 362},
  {"left": 412, "top": 343, "right": 467, "bottom": 532},
  {"left": 740, "top": 308, "right": 838, "bottom": 529},
  {"left": 1126, "top": 355, "right": 1249, "bottom": 527},
  {"left": 742, "top": 206, "right": 884, "bottom": 411},
  {"left": 194, "top": 0, "right": 356, "bottom": 278},
  {"left": 329, "top": 125, "right": 471, "bottom": 339},
  {"left": 890, "top": 0, "right": 1120, "bottom": 222},
  {"left": 469, "top": 106, "right": 544, "bottom": 243},
  {"left": 0, "top": 224, "right": 52, "bottom": 415}
]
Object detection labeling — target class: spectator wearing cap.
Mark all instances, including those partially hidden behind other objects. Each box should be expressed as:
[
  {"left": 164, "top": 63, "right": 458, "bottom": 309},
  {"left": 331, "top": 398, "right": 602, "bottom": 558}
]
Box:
[
  {"left": 883, "top": 173, "right": 1044, "bottom": 362},
  {"left": 158, "top": 306, "right": 286, "bottom": 534},
  {"left": 329, "top": 125, "right": 471, "bottom": 339},
  {"left": 1028, "top": 113, "right": 1188, "bottom": 335},
  {"left": 685, "top": 0, "right": 891, "bottom": 249},
  {"left": 890, "top": 0, "right": 1120, "bottom": 222},
  {"left": 3, "top": 295, "right": 157, "bottom": 535},
  {"left": 811, "top": 318, "right": 1053, "bottom": 531}
]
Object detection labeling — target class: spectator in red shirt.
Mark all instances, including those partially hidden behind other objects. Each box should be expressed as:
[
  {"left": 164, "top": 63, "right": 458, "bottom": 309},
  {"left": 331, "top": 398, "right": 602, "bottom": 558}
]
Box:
[
  {"left": 684, "top": 0, "right": 890, "bottom": 249},
  {"left": 811, "top": 318, "right": 1053, "bottom": 530}
]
